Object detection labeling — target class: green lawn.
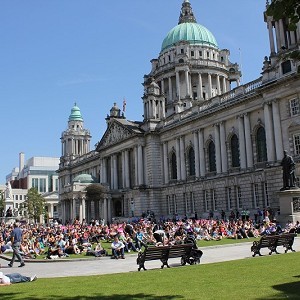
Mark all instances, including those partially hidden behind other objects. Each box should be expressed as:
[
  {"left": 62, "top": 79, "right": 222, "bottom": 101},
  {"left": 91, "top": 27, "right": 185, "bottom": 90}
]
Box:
[{"left": 1, "top": 251, "right": 299, "bottom": 300}]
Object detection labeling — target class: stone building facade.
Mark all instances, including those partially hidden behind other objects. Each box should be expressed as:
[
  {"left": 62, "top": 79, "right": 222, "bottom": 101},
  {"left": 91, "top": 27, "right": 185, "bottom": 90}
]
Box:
[{"left": 58, "top": 0, "right": 300, "bottom": 223}]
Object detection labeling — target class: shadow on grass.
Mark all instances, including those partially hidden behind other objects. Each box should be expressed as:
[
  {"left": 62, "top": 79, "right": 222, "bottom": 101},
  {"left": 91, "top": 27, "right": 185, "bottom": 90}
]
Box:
[
  {"left": 256, "top": 279, "right": 300, "bottom": 300},
  {"left": 0, "top": 292, "right": 184, "bottom": 300}
]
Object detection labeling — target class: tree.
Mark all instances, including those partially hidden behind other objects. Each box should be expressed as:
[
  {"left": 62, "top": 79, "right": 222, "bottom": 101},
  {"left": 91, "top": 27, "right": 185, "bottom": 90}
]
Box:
[
  {"left": 20, "top": 188, "right": 46, "bottom": 223},
  {"left": 85, "top": 184, "right": 106, "bottom": 202},
  {"left": 266, "top": 0, "right": 300, "bottom": 30}
]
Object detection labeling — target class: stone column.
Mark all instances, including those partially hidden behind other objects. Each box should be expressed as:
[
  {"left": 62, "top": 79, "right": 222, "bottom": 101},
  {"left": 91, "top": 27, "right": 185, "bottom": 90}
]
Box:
[
  {"left": 107, "top": 198, "right": 112, "bottom": 222},
  {"left": 279, "top": 19, "right": 286, "bottom": 48},
  {"left": 125, "top": 150, "right": 130, "bottom": 188},
  {"left": 214, "top": 124, "right": 222, "bottom": 173},
  {"left": 268, "top": 21, "right": 276, "bottom": 54},
  {"left": 198, "top": 129, "right": 205, "bottom": 177},
  {"left": 275, "top": 21, "right": 281, "bottom": 51},
  {"left": 176, "top": 71, "right": 181, "bottom": 101},
  {"left": 290, "top": 30, "right": 296, "bottom": 46},
  {"left": 272, "top": 100, "right": 284, "bottom": 161},
  {"left": 138, "top": 145, "right": 144, "bottom": 185},
  {"left": 207, "top": 73, "right": 212, "bottom": 99},
  {"left": 110, "top": 156, "right": 114, "bottom": 189},
  {"left": 297, "top": 22, "right": 300, "bottom": 43},
  {"left": 121, "top": 151, "right": 125, "bottom": 188},
  {"left": 103, "top": 198, "right": 108, "bottom": 223},
  {"left": 263, "top": 102, "right": 276, "bottom": 162},
  {"left": 168, "top": 77, "right": 172, "bottom": 102},
  {"left": 222, "top": 76, "right": 227, "bottom": 93},
  {"left": 72, "top": 197, "right": 76, "bottom": 221},
  {"left": 185, "top": 69, "right": 190, "bottom": 97},
  {"left": 163, "top": 142, "right": 169, "bottom": 183},
  {"left": 134, "top": 146, "right": 138, "bottom": 186},
  {"left": 82, "top": 196, "right": 86, "bottom": 222},
  {"left": 193, "top": 131, "right": 200, "bottom": 177},
  {"left": 238, "top": 115, "right": 247, "bottom": 169},
  {"left": 50, "top": 204, "right": 54, "bottom": 220},
  {"left": 176, "top": 138, "right": 181, "bottom": 180},
  {"left": 216, "top": 74, "right": 221, "bottom": 95},
  {"left": 198, "top": 73, "right": 203, "bottom": 100},
  {"left": 180, "top": 136, "right": 186, "bottom": 180},
  {"left": 220, "top": 122, "right": 227, "bottom": 173},
  {"left": 102, "top": 158, "right": 107, "bottom": 184},
  {"left": 244, "top": 113, "right": 253, "bottom": 168},
  {"left": 161, "top": 79, "right": 165, "bottom": 96}
]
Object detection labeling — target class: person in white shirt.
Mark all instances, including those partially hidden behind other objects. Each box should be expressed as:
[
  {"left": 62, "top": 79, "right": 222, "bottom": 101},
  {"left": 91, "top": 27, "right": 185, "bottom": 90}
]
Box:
[
  {"left": 111, "top": 235, "right": 125, "bottom": 259},
  {"left": 0, "top": 272, "right": 37, "bottom": 285}
]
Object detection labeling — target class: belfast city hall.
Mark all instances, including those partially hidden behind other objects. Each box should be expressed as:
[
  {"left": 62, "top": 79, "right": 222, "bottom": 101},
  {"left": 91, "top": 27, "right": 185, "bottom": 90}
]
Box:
[{"left": 58, "top": 0, "right": 300, "bottom": 223}]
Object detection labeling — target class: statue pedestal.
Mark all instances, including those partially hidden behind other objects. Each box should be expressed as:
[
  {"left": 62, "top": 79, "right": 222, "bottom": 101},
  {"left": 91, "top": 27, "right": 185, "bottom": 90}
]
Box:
[{"left": 277, "top": 189, "right": 300, "bottom": 225}]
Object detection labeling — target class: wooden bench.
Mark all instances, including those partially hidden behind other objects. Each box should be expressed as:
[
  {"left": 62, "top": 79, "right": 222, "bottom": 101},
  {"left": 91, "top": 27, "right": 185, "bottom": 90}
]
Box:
[
  {"left": 251, "top": 233, "right": 297, "bottom": 257},
  {"left": 136, "top": 243, "right": 198, "bottom": 271}
]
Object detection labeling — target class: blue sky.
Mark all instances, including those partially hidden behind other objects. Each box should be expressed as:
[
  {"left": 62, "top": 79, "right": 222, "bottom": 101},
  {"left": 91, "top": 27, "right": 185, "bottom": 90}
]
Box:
[{"left": 0, "top": 0, "right": 269, "bottom": 182}]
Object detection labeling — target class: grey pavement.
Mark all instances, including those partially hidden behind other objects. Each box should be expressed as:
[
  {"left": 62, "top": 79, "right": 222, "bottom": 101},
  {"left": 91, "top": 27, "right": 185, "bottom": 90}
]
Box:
[{"left": 1, "top": 238, "right": 299, "bottom": 279}]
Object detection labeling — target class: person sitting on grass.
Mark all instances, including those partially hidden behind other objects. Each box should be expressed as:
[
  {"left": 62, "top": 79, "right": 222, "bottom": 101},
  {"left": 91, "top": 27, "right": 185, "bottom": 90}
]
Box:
[
  {"left": 111, "top": 235, "right": 125, "bottom": 259},
  {"left": 0, "top": 272, "right": 37, "bottom": 285}
]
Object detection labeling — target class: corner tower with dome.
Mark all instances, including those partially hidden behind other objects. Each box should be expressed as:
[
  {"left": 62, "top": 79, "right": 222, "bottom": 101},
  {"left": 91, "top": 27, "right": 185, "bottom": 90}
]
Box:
[
  {"left": 142, "top": 0, "right": 241, "bottom": 125},
  {"left": 57, "top": 1, "right": 300, "bottom": 225}
]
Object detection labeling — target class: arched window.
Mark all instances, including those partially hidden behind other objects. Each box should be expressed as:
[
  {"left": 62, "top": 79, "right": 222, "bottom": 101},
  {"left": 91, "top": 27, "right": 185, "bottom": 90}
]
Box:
[
  {"left": 256, "top": 127, "right": 267, "bottom": 162},
  {"left": 188, "top": 147, "right": 195, "bottom": 176},
  {"left": 171, "top": 152, "right": 177, "bottom": 180},
  {"left": 208, "top": 141, "right": 216, "bottom": 172},
  {"left": 231, "top": 134, "right": 240, "bottom": 167}
]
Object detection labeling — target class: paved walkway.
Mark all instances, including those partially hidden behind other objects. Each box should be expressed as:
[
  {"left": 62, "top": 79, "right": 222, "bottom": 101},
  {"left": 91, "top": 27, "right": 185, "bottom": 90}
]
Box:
[{"left": 1, "top": 238, "right": 299, "bottom": 279}]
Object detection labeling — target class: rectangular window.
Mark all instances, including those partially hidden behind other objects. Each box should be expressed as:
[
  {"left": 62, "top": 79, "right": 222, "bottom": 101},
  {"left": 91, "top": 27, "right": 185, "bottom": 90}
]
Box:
[
  {"left": 290, "top": 98, "right": 300, "bottom": 116},
  {"left": 282, "top": 60, "right": 292, "bottom": 74},
  {"left": 15, "top": 195, "right": 18, "bottom": 201},
  {"left": 207, "top": 51, "right": 210, "bottom": 58},
  {"left": 191, "top": 51, "right": 194, "bottom": 56},
  {"left": 199, "top": 51, "right": 202, "bottom": 56},
  {"left": 253, "top": 184, "right": 259, "bottom": 208},
  {"left": 294, "top": 133, "right": 300, "bottom": 155},
  {"left": 211, "top": 189, "right": 216, "bottom": 211},
  {"left": 227, "top": 187, "right": 232, "bottom": 210},
  {"left": 236, "top": 186, "right": 242, "bottom": 209},
  {"left": 39, "top": 178, "right": 46, "bottom": 193},
  {"left": 20, "top": 195, "right": 22, "bottom": 200},
  {"left": 173, "top": 194, "right": 177, "bottom": 214},
  {"left": 181, "top": 49, "right": 184, "bottom": 54},
  {"left": 264, "top": 182, "right": 270, "bottom": 207},
  {"left": 167, "top": 195, "right": 171, "bottom": 215},
  {"left": 32, "top": 178, "right": 38, "bottom": 189}
]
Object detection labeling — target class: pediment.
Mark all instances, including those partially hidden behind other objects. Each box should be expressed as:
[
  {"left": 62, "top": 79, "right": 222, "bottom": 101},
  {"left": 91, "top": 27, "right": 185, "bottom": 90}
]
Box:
[
  {"left": 288, "top": 120, "right": 300, "bottom": 129},
  {"left": 97, "top": 121, "right": 134, "bottom": 150}
]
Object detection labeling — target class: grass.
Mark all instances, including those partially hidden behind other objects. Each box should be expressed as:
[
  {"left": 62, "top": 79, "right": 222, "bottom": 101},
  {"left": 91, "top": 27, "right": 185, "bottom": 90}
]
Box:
[{"left": 0, "top": 251, "right": 299, "bottom": 300}]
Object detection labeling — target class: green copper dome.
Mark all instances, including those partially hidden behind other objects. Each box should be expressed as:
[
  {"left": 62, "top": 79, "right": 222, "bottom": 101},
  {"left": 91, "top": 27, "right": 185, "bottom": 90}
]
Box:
[
  {"left": 161, "top": 22, "right": 218, "bottom": 52},
  {"left": 73, "top": 174, "right": 96, "bottom": 183},
  {"left": 69, "top": 103, "right": 83, "bottom": 121}
]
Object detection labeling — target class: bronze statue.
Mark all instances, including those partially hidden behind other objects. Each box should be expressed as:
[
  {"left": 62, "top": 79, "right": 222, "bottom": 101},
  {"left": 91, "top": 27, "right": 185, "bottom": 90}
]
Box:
[{"left": 280, "top": 150, "right": 296, "bottom": 190}]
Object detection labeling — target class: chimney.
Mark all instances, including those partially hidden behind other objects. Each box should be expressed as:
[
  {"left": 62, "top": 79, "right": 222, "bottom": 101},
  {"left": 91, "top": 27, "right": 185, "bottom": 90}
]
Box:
[{"left": 19, "top": 152, "right": 25, "bottom": 179}]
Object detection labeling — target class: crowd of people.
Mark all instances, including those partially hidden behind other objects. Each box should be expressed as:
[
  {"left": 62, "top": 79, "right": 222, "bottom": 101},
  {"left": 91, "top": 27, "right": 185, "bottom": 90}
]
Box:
[{"left": 0, "top": 211, "right": 299, "bottom": 262}]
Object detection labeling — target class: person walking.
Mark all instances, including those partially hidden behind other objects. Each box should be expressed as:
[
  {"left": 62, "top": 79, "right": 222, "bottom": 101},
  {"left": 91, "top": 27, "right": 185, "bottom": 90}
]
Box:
[{"left": 8, "top": 221, "right": 25, "bottom": 268}]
